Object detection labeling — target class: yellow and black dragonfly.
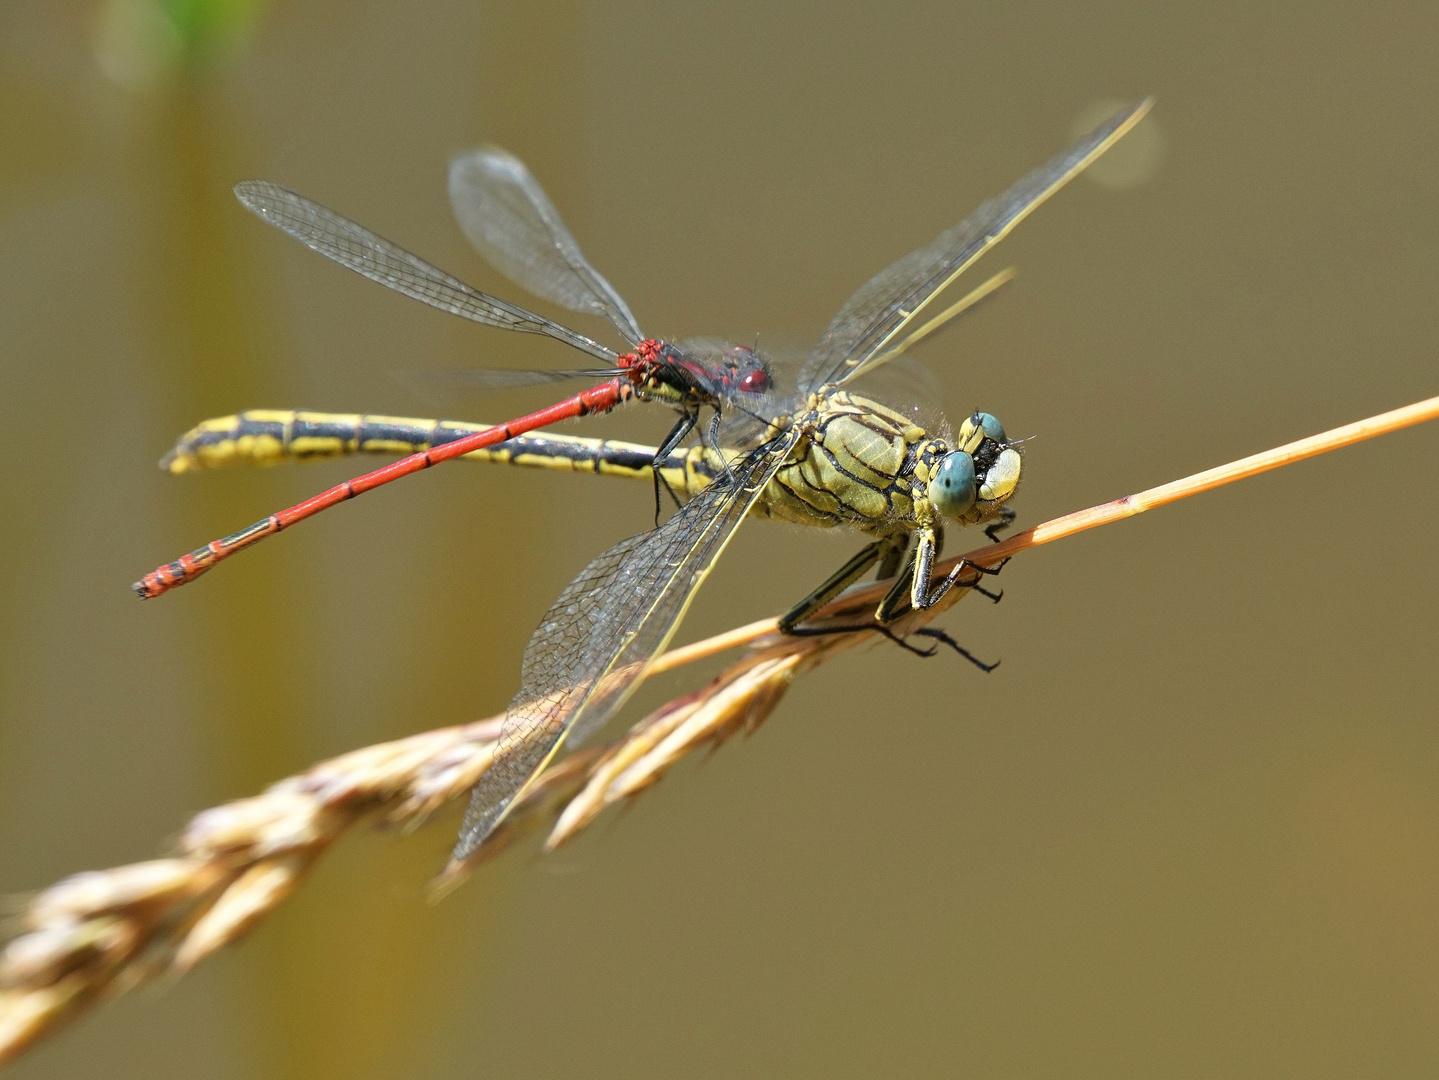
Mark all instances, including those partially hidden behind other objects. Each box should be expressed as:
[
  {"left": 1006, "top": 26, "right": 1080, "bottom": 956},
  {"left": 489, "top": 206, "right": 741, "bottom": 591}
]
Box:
[{"left": 448, "top": 99, "right": 1151, "bottom": 861}]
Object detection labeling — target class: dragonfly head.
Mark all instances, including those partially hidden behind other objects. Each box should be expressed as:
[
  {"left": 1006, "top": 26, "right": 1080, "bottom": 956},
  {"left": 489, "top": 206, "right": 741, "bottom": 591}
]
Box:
[{"left": 928, "top": 411, "right": 1022, "bottom": 524}]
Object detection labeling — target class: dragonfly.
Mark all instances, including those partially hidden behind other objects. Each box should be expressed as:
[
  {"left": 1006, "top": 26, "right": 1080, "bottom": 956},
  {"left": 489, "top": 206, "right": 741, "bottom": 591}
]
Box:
[
  {"left": 449, "top": 99, "right": 1153, "bottom": 863},
  {"left": 133, "top": 147, "right": 781, "bottom": 598}
]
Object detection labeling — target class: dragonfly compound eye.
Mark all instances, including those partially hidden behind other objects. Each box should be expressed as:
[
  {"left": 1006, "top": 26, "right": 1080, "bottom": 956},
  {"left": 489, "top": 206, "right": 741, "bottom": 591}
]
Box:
[
  {"left": 928, "top": 452, "right": 977, "bottom": 518},
  {"left": 976, "top": 412, "right": 1006, "bottom": 444},
  {"left": 978, "top": 447, "right": 1023, "bottom": 503},
  {"left": 738, "top": 368, "right": 771, "bottom": 393},
  {"left": 957, "top": 411, "right": 1006, "bottom": 453}
]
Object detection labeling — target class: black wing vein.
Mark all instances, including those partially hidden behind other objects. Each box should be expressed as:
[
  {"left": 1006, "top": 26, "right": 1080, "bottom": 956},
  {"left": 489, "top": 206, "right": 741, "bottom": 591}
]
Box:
[
  {"left": 449, "top": 148, "right": 644, "bottom": 345},
  {"left": 800, "top": 99, "right": 1152, "bottom": 391},
  {"left": 234, "top": 180, "right": 618, "bottom": 362},
  {"left": 452, "top": 429, "right": 801, "bottom": 859}
]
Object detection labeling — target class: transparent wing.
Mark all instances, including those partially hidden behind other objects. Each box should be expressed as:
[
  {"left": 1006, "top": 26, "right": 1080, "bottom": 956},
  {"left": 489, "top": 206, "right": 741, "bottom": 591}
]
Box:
[
  {"left": 799, "top": 99, "right": 1152, "bottom": 392},
  {"left": 396, "top": 367, "right": 620, "bottom": 390},
  {"left": 867, "top": 266, "right": 1016, "bottom": 365},
  {"left": 449, "top": 148, "right": 645, "bottom": 346},
  {"left": 392, "top": 367, "right": 624, "bottom": 411},
  {"left": 451, "top": 428, "right": 803, "bottom": 860},
  {"left": 234, "top": 180, "right": 618, "bottom": 363}
]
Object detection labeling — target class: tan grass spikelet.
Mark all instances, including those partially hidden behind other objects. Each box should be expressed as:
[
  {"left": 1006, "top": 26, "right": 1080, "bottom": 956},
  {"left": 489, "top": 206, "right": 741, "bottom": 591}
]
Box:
[
  {"left": 544, "top": 651, "right": 801, "bottom": 850},
  {"left": 173, "top": 855, "right": 313, "bottom": 973}
]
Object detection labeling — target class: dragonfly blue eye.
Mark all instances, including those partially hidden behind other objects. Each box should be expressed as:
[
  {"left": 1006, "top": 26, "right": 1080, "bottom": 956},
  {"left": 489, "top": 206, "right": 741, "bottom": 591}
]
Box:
[
  {"left": 929, "top": 452, "right": 977, "bottom": 518},
  {"left": 956, "top": 411, "right": 1008, "bottom": 454},
  {"left": 976, "top": 412, "right": 1006, "bottom": 444}
]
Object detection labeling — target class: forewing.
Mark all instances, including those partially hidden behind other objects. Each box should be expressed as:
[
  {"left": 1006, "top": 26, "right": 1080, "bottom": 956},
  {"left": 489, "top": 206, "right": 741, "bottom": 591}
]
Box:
[
  {"left": 449, "top": 148, "right": 645, "bottom": 345},
  {"left": 868, "top": 266, "right": 1016, "bottom": 365},
  {"left": 234, "top": 180, "right": 617, "bottom": 362},
  {"left": 391, "top": 367, "right": 623, "bottom": 411},
  {"left": 799, "top": 99, "right": 1152, "bottom": 391},
  {"left": 452, "top": 429, "right": 802, "bottom": 860}
]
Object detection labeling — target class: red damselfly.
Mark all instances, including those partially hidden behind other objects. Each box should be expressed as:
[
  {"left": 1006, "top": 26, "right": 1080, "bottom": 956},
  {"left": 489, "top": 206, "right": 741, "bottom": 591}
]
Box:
[{"left": 134, "top": 149, "right": 775, "bottom": 597}]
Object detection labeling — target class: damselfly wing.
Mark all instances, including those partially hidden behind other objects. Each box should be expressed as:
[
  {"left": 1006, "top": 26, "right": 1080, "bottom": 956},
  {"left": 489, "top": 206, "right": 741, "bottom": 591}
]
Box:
[{"left": 135, "top": 150, "right": 773, "bottom": 597}]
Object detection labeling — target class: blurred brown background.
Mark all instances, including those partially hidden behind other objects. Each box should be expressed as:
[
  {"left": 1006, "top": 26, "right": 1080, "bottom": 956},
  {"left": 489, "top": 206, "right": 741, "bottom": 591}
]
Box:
[{"left": 3, "top": 1, "right": 1438, "bottom": 1077}]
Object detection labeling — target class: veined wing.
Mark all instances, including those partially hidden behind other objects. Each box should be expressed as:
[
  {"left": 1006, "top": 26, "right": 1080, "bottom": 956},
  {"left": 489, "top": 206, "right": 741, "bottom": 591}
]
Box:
[
  {"left": 390, "top": 365, "right": 626, "bottom": 410},
  {"left": 451, "top": 427, "right": 803, "bottom": 861},
  {"left": 449, "top": 148, "right": 645, "bottom": 346},
  {"left": 234, "top": 180, "right": 618, "bottom": 363},
  {"left": 799, "top": 98, "right": 1152, "bottom": 391},
  {"left": 866, "top": 266, "right": 1016, "bottom": 367}
]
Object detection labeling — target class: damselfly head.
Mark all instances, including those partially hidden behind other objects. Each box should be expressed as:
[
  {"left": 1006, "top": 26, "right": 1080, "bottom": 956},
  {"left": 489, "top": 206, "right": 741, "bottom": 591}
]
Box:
[
  {"left": 929, "top": 411, "right": 1022, "bottom": 524},
  {"left": 717, "top": 344, "right": 773, "bottom": 396},
  {"left": 657, "top": 339, "right": 774, "bottom": 404}
]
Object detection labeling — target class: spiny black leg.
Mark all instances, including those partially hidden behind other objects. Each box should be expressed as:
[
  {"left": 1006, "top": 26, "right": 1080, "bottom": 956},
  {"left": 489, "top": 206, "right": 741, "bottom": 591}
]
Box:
[
  {"left": 875, "top": 534, "right": 910, "bottom": 582},
  {"left": 911, "top": 627, "right": 1000, "bottom": 672},
  {"left": 785, "top": 618, "right": 914, "bottom": 641},
  {"left": 965, "top": 556, "right": 1008, "bottom": 578},
  {"left": 779, "top": 622, "right": 860, "bottom": 638},
  {"left": 654, "top": 468, "right": 685, "bottom": 523},
  {"left": 650, "top": 412, "right": 697, "bottom": 526},
  {"left": 779, "top": 541, "right": 891, "bottom": 634},
  {"left": 785, "top": 621, "right": 996, "bottom": 672},
  {"left": 909, "top": 556, "right": 1001, "bottom": 615},
  {"left": 871, "top": 625, "right": 940, "bottom": 657},
  {"left": 708, "top": 411, "right": 736, "bottom": 486},
  {"left": 985, "top": 506, "right": 1017, "bottom": 544},
  {"left": 973, "top": 582, "right": 1004, "bottom": 604},
  {"left": 873, "top": 552, "right": 920, "bottom": 624},
  {"left": 783, "top": 620, "right": 944, "bottom": 658}
]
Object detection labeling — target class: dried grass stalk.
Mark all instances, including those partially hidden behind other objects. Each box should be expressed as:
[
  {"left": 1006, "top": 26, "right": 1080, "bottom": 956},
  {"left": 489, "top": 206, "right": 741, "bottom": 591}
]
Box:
[{"left": 2, "top": 393, "right": 1436, "bottom": 1067}]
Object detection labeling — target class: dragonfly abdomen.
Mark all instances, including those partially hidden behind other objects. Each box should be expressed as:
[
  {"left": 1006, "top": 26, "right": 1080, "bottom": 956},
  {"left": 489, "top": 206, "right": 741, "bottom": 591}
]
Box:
[
  {"left": 159, "top": 410, "right": 493, "bottom": 474},
  {"left": 160, "top": 408, "right": 731, "bottom": 501}
]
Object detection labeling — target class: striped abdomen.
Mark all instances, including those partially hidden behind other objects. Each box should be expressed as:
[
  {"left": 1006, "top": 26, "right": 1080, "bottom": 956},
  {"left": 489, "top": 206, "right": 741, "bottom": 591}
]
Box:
[{"left": 161, "top": 409, "right": 722, "bottom": 500}]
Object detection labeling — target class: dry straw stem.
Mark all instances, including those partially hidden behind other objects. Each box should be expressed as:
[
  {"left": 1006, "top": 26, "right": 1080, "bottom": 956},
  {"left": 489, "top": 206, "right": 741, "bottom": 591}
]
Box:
[{"left": 2, "top": 394, "right": 1436, "bottom": 1067}]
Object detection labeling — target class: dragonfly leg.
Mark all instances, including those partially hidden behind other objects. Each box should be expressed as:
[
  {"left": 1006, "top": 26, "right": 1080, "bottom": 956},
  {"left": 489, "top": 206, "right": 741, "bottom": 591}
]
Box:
[
  {"left": 806, "top": 613, "right": 1000, "bottom": 672},
  {"left": 908, "top": 627, "right": 1000, "bottom": 672},
  {"left": 782, "top": 536, "right": 1000, "bottom": 670},
  {"left": 875, "top": 533, "right": 911, "bottom": 581},
  {"left": 650, "top": 412, "right": 697, "bottom": 525},
  {"left": 778, "top": 538, "right": 901, "bottom": 634},
  {"left": 708, "top": 411, "right": 740, "bottom": 488},
  {"left": 874, "top": 554, "right": 920, "bottom": 624},
  {"left": 871, "top": 624, "right": 941, "bottom": 657},
  {"left": 874, "top": 528, "right": 1002, "bottom": 622},
  {"left": 944, "top": 522, "right": 1004, "bottom": 602},
  {"left": 985, "top": 505, "right": 1017, "bottom": 544}
]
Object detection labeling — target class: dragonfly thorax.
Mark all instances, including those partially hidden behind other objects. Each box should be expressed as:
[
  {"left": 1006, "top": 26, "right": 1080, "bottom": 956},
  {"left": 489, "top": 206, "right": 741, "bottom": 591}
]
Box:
[{"left": 756, "top": 395, "right": 1021, "bottom": 537}]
